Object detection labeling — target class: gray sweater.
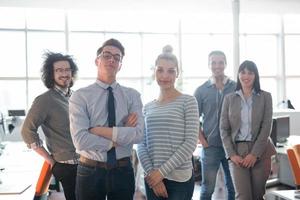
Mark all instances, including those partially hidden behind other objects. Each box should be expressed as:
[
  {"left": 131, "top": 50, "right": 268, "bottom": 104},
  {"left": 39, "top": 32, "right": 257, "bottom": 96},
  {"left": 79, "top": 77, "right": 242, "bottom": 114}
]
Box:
[{"left": 21, "top": 89, "right": 77, "bottom": 161}]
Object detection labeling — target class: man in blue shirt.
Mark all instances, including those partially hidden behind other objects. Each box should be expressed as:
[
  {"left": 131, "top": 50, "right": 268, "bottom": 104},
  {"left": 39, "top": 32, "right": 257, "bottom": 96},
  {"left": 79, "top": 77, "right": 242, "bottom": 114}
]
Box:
[
  {"left": 69, "top": 38, "right": 144, "bottom": 200},
  {"left": 194, "top": 51, "right": 236, "bottom": 200}
]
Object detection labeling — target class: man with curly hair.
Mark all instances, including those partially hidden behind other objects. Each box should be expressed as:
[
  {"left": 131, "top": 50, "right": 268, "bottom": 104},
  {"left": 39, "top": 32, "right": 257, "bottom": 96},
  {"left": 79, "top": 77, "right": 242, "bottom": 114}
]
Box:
[{"left": 21, "top": 51, "right": 79, "bottom": 200}]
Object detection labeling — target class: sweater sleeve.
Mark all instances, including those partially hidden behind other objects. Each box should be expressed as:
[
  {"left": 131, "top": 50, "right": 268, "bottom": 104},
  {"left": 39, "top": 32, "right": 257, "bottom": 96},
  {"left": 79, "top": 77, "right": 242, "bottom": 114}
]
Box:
[{"left": 21, "top": 95, "right": 48, "bottom": 146}]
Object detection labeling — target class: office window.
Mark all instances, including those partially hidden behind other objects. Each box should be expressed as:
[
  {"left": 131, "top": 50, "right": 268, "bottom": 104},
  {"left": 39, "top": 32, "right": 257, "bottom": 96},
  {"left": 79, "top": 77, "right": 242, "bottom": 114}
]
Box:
[
  {"left": 0, "top": 7, "right": 25, "bottom": 29},
  {"left": 260, "top": 78, "right": 277, "bottom": 105},
  {"left": 68, "top": 32, "right": 104, "bottom": 78},
  {"left": 181, "top": 14, "right": 232, "bottom": 34},
  {"left": 26, "top": 8, "right": 65, "bottom": 30},
  {"left": 240, "top": 14, "right": 280, "bottom": 34},
  {"left": 0, "top": 31, "right": 26, "bottom": 77},
  {"left": 285, "top": 36, "right": 300, "bottom": 76},
  {"left": 105, "top": 33, "right": 142, "bottom": 78},
  {"left": 240, "top": 35, "right": 277, "bottom": 76},
  {"left": 0, "top": 80, "right": 26, "bottom": 111},
  {"left": 28, "top": 80, "right": 47, "bottom": 106},
  {"left": 286, "top": 79, "right": 300, "bottom": 109},
  {"left": 142, "top": 78, "right": 160, "bottom": 104},
  {"left": 142, "top": 34, "right": 178, "bottom": 78},
  {"left": 181, "top": 34, "right": 233, "bottom": 78},
  {"left": 284, "top": 14, "right": 300, "bottom": 33},
  {"left": 27, "top": 32, "right": 66, "bottom": 77},
  {"left": 1, "top": 6, "right": 300, "bottom": 111},
  {"left": 182, "top": 78, "right": 207, "bottom": 95}
]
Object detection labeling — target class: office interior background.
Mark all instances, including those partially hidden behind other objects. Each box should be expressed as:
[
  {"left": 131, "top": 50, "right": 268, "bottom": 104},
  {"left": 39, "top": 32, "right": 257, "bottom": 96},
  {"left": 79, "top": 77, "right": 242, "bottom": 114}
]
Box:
[{"left": 1, "top": 0, "right": 300, "bottom": 114}]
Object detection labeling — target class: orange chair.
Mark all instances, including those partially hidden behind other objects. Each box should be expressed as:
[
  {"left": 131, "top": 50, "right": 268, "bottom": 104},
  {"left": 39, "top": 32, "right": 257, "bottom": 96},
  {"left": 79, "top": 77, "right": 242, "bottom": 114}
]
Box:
[
  {"left": 293, "top": 144, "right": 300, "bottom": 164},
  {"left": 287, "top": 145, "right": 300, "bottom": 189},
  {"left": 33, "top": 161, "right": 52, "bottom": 200}
]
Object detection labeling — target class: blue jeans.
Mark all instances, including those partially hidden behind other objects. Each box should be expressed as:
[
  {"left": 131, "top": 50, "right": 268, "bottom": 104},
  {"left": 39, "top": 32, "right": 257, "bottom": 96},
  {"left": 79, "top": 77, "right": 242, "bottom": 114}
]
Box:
[
  {"left": 145, "top": 173, "right": 195, "bottom": 200},
  {"left": 51, "top": 162, "right": 77, "bottom": 200},
  {"left": 200, "top": 146, "right": 235, "bottom": 200},
  {"left": 75, "top": 163, "right": 135, "bottom": 200}
]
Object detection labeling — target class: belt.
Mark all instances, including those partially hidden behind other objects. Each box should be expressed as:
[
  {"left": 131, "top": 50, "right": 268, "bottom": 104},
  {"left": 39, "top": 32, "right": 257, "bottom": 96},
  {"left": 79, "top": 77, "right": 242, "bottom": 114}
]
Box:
[
  {"left": 235, "top": 140, "right": 252, "bottom": 143},
  {"left": 79, "top": 156, "right": 130, "bottom": 169}
]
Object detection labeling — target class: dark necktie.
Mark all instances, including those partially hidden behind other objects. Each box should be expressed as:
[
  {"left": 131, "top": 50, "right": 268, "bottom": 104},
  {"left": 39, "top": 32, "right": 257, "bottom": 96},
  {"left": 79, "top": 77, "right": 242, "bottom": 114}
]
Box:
[{"left": 107, "top": 86, "right": 117, "bottom": 167}]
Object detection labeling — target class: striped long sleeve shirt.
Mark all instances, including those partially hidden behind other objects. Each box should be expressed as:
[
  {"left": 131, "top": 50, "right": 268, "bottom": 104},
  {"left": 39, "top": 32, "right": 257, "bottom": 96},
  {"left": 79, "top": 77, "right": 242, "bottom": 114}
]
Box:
[{"left": 137, "top": 94, "right": 199, "bottom": 182}]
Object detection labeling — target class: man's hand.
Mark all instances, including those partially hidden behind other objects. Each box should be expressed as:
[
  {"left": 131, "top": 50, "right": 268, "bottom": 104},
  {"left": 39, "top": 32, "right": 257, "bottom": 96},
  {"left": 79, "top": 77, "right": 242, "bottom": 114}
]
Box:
[
  {"left": 145, "top": 169, "right": 164, "bottom": 188},
  {"left": 241, "top": 154, "right": 257, "bottom": 168},
  {"left": 152, "top": 181, "right": 168, "bottom": 198},
  {"left": 124, "top": 112, "right": 137, "bottom": 127},
  {"left": 198, "top": 130, "right": 209, "bottom": 148}
]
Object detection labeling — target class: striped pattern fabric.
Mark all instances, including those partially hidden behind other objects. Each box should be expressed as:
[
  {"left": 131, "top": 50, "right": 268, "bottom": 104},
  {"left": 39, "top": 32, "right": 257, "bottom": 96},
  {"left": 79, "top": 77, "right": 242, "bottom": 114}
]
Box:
[{"left": 138, "top": 94, "right": 199, "bottom": 180}]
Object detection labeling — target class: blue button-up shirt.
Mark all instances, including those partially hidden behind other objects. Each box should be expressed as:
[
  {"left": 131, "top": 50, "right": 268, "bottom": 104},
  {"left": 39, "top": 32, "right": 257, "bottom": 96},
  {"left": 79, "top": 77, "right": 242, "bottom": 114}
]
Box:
[
  {"left": 194, "top": 77, "right": 236, "bottom": 147},
  {"left": 69, "top": 80, "right": 144, "bottom": 161}
]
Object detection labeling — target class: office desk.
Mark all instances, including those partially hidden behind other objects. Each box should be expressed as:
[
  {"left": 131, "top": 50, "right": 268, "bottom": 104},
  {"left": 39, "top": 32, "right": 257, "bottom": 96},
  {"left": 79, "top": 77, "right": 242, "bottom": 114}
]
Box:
[
  {"left": 266, "top": 190, "right": 300, "bottom": 200},
  {"left": 0, "top": 142, "right": 43, "bottom": 200}
]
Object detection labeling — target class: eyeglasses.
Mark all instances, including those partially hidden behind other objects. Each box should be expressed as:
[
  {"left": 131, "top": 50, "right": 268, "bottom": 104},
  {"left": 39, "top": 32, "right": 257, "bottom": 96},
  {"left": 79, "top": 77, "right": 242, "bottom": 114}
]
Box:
[
  {"left": 98, "top": 51, "right": 122, "bottom": 63},
  {"left": 54, "top": 68, "right": 72, "bottom": 73}
]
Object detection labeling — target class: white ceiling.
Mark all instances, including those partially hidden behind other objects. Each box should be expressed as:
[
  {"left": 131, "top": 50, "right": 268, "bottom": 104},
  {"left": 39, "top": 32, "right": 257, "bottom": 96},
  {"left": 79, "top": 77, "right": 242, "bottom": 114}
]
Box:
[{"left": 0, "top": 0, "right": 299, "bottom": 14}]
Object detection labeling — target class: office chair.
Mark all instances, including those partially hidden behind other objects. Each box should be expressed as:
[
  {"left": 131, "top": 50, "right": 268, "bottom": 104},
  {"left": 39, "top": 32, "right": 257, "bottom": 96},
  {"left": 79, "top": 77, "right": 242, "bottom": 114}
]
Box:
[
  {"left": 293, "top": 144, "right": 300, "bottom": 162},
  {"left": 287, "top": 146, "right": 300, "bottom": 189},
  {"left": 33, "top": 160, "right": 52, "bottom": 200}
]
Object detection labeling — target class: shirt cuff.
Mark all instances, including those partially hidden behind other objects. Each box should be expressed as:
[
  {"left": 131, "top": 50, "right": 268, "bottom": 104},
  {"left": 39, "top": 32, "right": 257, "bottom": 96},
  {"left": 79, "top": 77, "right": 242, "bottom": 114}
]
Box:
[
  {"left": 27, "top": 140, "right": 43, "bottom": 149},
  {"left": 112, "top": 127, "right": 118, "bottom": 143}
]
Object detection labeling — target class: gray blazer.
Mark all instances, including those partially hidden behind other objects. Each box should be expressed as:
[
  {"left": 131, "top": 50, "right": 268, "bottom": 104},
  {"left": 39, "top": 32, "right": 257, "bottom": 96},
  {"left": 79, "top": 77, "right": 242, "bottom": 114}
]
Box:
[{"left": 220, "top": 90, "right": 276, "bottom": 159}]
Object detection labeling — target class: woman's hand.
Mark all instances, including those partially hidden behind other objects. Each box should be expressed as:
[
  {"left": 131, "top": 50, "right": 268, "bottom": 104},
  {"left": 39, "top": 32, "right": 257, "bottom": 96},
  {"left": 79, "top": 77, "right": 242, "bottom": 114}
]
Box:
[
  {"left": 145, "top": 169, "right": 164, "bottom": 188},
  {"left": 152, "top": 181, "right": 168, "bottom": 198},
  {"left": 230, "top": 155, "right": 243, "bottom": 166},
  {"left": 241, "top": 154, "right": 257, "bottom": 168}
]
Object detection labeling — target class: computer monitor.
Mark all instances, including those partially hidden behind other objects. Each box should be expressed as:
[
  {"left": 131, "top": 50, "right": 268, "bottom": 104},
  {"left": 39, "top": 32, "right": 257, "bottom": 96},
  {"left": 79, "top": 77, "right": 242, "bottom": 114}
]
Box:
[{"left": 270, "top": 115, "right": 290, "bottom": 147}]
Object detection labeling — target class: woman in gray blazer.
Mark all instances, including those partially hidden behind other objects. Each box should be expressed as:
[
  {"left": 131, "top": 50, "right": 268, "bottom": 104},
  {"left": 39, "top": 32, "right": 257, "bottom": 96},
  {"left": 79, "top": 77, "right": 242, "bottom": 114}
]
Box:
[{"left": 220, "top": 60, "right": 276, "bottom": 200}]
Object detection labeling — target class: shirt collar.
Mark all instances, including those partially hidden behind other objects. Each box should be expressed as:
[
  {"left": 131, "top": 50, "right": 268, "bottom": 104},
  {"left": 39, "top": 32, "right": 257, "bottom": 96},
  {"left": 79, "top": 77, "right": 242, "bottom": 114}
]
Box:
[
  {"left": 54, "top": 85, "right": 72, "bottom": 97},
  {"left": 235, "top": 89, "right": 260, "bottom": 97},
  {"left": 96, "top": 79, "right": 118, "bottom": 90},
  {"left": 208, "top": 76, "right": 229, "bottom": 86}
]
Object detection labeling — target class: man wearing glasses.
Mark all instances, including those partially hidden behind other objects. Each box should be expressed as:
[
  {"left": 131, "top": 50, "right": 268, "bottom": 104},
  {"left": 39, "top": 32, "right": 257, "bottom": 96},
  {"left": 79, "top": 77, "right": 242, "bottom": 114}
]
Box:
[
  {"left": 21, "top": 51, "right": 79, "bottom": 200},
  {"left": 69, "top": 38, "right": 144, "bottom": 200}
]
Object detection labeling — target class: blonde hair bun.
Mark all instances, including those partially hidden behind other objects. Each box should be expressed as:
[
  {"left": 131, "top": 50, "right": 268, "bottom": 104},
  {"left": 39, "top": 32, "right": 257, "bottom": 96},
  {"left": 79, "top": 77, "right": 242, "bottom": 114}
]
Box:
[{"left": 162, "top": 45, "right": 173, "bottom": 54}]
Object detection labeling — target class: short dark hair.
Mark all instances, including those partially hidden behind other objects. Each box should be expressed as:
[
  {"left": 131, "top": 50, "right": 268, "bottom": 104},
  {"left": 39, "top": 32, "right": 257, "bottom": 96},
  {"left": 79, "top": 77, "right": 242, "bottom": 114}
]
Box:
[
  {"left": 96, "top": 38, "right": 125, "bottom": 57},
  {"left": 41, "top": 51, "right": 78, "bottom": 89},
  {"left": 208, "top": 50, "right": 227, "bottom": 65},
  {"left": 236, "top": 60, "right": 261, "bottom": 93}
]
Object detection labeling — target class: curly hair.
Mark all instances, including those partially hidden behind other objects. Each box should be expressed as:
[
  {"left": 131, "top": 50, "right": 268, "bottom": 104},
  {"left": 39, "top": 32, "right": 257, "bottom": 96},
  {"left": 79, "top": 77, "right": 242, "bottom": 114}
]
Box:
[{"left": 41, "top": 51, "right": 78, "bottom": 89}]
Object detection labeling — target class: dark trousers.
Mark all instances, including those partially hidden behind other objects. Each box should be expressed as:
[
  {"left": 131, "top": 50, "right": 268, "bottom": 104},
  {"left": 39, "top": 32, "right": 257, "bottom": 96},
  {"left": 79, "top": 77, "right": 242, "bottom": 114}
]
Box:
[
  {"left": 145, "top": 173, "right": 195, "bottom": 200},
  {"left": 75, "top": 163, "right": 135, "bottom": 200},
  {"left": 51, "top": 162, "right": 77, "bottom": 200}
]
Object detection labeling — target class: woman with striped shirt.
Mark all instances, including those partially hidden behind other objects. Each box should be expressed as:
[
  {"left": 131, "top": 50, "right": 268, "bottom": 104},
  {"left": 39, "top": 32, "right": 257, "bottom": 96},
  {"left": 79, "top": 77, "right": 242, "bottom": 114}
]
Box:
[{"left": 137, "top": 45, "right": 199, "bottom": 200}]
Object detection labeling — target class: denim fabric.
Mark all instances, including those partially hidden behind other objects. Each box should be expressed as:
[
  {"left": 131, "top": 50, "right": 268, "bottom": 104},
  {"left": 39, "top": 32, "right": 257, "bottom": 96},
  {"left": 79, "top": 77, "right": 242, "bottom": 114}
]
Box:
[
  {"left": 51, "top": 162, "right": 77, "bottom": 200},
  {"left": 145, "top": 174, "right": 195, "bottom": 200},
  {"left": 194, "top": 79, "right": 236, "bottom": 147},
  {"left": 75, "top": 163, "right": 135, "bottom": 200},
  {"left": 200, "top": 146, "right": 235, "bottom": 200}
]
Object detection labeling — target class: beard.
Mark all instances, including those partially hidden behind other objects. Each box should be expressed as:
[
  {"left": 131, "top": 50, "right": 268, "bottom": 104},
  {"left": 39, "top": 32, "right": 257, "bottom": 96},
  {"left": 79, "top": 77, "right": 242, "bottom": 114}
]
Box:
[{"left": 55, "top": 77, "right": 72, "bottom": 89}]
